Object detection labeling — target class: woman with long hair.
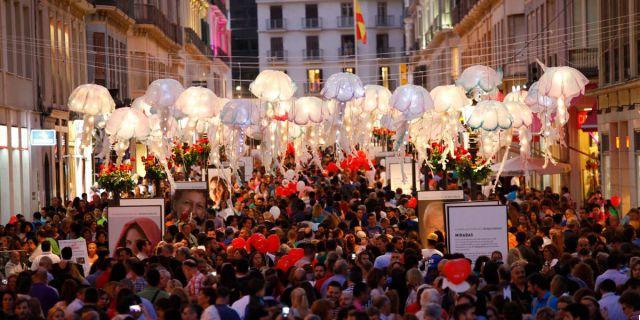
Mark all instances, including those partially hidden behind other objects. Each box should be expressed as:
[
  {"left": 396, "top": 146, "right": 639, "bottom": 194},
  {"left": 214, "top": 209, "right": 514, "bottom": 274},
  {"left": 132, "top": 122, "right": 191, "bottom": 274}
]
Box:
[{"left": 290, "top": 287, "right": 310, "bottom": 319}]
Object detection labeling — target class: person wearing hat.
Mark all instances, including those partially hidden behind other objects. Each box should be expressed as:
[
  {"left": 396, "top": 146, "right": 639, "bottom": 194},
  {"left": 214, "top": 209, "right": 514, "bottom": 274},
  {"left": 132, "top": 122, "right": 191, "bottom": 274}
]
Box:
[{"left": 420, "top": 233, "right": 443, "bottom": 274}]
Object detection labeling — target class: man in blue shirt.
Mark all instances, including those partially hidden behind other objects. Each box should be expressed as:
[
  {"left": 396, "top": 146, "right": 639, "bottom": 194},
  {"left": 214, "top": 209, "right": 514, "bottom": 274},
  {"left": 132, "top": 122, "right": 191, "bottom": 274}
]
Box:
[
  {"left": 528, "top": 273, "right": 558, "bottom": 316},
  {"left": 597, "top": 279, "right": 626, "bottom": 320}
]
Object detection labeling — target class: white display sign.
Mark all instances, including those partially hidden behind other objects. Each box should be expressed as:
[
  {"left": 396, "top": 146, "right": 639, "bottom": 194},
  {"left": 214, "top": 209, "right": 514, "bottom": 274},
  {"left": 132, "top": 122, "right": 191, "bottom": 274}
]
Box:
[
  {"left": 417, "top": 190, "right": 464, "bottom": 201},
  {"left": 446, "top": 204, "right": 508, "bottom": 263},
  {"left": 58, "top": 239, "right": 90, "bottom": 277},
  {"left": 30, "top": 129, "right": 56, "bottom": 146},
  {"left": 119, "top": 198, "right": 165, "bottom": 226},
  {"left": 386, "top": 157, "right": 419, "bottom": 194}
]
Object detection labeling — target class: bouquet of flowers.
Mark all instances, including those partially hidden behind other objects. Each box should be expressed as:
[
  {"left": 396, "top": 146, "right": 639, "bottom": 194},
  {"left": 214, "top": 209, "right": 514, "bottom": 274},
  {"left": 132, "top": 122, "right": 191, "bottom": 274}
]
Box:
[
  {"left": 453, "top": 146, "right": 491, "bottom": 185},
  {"left": 96, "top": 162, "right": 136, "bottom": 198},
  {"left": 171, "top": 138, "right": 211, "bottom": 179},
  {"left": 427, "top": 142, "right": 448, "bottom": 173},
  {"left": 372, "top": 127, "right": 396, "bottom": 148},
  {"left": 142, "top": 154, "right": 166, "bottom": 181}
]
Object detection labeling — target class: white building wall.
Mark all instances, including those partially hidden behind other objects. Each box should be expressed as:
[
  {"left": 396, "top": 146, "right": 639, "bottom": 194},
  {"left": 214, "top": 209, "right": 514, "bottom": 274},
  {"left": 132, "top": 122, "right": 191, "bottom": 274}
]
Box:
[{"left": 257, "top": 0, "right": 405, "bottom": 94}]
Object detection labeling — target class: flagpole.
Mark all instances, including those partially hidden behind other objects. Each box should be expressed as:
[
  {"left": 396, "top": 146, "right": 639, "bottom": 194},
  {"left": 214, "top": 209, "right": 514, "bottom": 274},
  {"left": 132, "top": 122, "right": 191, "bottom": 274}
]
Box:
[{"left": 353, "top": 0, "right": 358, "bottom": 76}]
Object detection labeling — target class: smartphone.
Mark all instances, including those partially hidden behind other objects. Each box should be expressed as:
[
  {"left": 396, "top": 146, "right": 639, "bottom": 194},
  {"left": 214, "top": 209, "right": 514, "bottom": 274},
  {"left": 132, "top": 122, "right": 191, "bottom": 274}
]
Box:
[
  {"left": 282, "top": 306, "right": 290, "bottom": 317},
  {"left": 210, "top": 271, "right": 217, "bottom": 277},
  {"left": 129, "top": 305, "right": 141, "bottom": 313},
  {"left": 1, "top": 279, "right": 6, "bottom": 285},
  {"left": 351, "top": 253, "right": 356, "bottom": 260}
]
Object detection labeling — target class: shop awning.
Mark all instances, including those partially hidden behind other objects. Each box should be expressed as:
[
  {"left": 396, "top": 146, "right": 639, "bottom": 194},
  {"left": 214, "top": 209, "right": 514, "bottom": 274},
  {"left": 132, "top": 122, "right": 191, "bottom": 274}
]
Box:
[{"left": 491, "top": 156, "right": 571, "bottom": 176}]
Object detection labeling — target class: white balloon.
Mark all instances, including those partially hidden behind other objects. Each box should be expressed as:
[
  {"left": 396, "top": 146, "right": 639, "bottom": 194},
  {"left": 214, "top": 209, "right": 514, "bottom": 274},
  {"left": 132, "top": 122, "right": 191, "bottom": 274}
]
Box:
[
  {"left": 296, "top": 181, "right": 306, "bottom": 192},
  {"left": 144, "top": 79, "right": 185, "bottom": 110},
  {"left": 284, "top": 169, "right": 295, "bottom": 181},
  {"left": 269, "top": 206, "right": 281, "bottom": 220}
]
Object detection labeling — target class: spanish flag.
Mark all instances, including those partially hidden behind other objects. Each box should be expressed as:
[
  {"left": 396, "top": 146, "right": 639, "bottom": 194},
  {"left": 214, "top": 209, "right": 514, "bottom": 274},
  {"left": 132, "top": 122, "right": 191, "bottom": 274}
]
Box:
[{"left": 355, "top": 0, "right": 366, "bottom": 44}]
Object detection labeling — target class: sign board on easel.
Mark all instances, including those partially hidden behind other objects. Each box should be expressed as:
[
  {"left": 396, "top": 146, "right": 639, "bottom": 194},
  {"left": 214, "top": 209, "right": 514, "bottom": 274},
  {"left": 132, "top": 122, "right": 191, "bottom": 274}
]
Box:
[
  {"left": 445, "top": 204, "right": 508, "bottom": 262},
  {"left": 58, "top": 239, "right": 90, "bottom": 277},
  {"left": 417, "top": 190, "right": 464, "bottom": 247},
  {"left": 385, "top": 157, "right": 419, "bottom": 194}
]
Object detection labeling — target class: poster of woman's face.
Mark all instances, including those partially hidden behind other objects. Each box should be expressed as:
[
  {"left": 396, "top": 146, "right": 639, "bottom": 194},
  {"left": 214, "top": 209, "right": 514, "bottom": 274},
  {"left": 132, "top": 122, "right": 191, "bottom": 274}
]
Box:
[
  {"left": 172, "top": 189, "right": 208, "bottom": 222},
  {"left": 208, "top": 168, "right": 231, "bottom": 207},
  {"left": 107, "top": 206, "right": 163, "bottom": 255}
]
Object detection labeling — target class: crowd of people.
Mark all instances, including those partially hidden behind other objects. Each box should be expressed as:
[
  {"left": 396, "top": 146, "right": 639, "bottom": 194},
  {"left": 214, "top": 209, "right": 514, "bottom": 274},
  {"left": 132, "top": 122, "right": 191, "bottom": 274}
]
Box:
[{"left": 1, "top": 158, "right": 640, "bottom": 320}]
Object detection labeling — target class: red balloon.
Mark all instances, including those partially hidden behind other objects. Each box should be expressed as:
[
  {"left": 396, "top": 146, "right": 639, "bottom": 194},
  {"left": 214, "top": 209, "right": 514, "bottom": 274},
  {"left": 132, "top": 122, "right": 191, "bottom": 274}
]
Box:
[
  {"left": 275, "top": 186, "right": 285, "bottom": 197},
  {"left": 326, "top": 162, "right": 340, "bottom": 174},
  {"left": 276, "top": 255, "right": 292, "bottom": 272},
  {"left": 611, "top": 195, "right": 621, "bottom": 207},
  {"left": 266, "top": 234, "right": 281, "bottom": 253},
  {"left": 254, "top": 237, "right": 268, "bottom": 254},
  {"left": 231, "top": 238, "right": 246, "bottom": 249},
  {"left": 289, "top": 248, "right": 304, "bottom": 262},
  {"left": 443, "top": 258, "right": 471, "bottom": 285},
  {"left": 407, "top": 197, "right": 418, "bottom": 209}
]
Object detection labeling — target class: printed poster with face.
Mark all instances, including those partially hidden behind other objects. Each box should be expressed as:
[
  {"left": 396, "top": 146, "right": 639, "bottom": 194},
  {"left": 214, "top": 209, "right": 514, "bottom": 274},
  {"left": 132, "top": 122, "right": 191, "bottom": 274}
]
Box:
[
  {"left": 107, "top": 205, "right": 163, "bottom": 256},
  {"left": 58, "top": 239, "right": 90, "bottom": 277},
  {"left": 172, "top": 181, "right": 208, "bottom": 222}
]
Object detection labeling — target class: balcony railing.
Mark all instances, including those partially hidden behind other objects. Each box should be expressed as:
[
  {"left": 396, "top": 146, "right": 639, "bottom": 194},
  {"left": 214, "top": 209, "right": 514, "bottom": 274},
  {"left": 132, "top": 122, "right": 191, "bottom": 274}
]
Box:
[
  {"left": 376, "top": 15, "right": 395, "bottom": 27},
  {"left": 304, "top": 82, "right": 323, "bottom": 94},
  {"left": 303, "top": 49, "right": 323, "bottom": 60},
  {"left": 267, "top": 50, "right": 287, "bottom": 62},
  {"left": 133, "top": 4, "right": 182, "bottom": 45},
  {"left": 337, "top": 16, "right": 354, "bottom": 28},
  {"left": 339, "top": 46, "right": 355, "bottom": 57},
  {"left": 301, "top": 17, "right": 322, "bottom": 29},
  {"left": 452, "top": 0, "right": 480, "bottom": 25},
  {"left": 92, "top": 0, "right": 134, "bottom": 18},
  {"left": 568, "top": 48, "right": 598, "bottom": 78},
  {"left": 376, "top": 47, "right": 396, "bottom": 58},
  {"left": 266, "top": 18, "right": 286, "bottom": 30},
  {"left": 185, "top": 27, "right": 213, "bottom": 60}
]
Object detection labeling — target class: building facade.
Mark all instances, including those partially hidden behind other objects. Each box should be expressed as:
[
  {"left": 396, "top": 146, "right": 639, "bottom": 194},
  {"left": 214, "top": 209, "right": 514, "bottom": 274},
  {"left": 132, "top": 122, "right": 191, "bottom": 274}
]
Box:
[
  {"left": 230, "top": 0, "right": 260, "bottom": 98},
  {"left": 594, "top": 0, "right": 640, "bottom": 213},
  {"left": 256, "top": 0, "right": 407, "bottom": 95}
]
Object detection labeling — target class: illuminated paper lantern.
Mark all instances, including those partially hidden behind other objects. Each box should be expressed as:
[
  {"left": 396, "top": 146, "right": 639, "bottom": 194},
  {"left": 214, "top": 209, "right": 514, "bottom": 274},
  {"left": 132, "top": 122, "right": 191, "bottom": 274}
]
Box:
[
  {"left": 68, "top": 84, "right": 116, "bottom": 147},
  {"left": 465, "top": 100, "right": 512, "bottom": 131},
  {"left": 321, "top": 72, "right": 365, "bottom": 103},
  {"left": 429, "top": 85, "right": 470, "bottom": 113},
  {"left": 456, "top": 65, "right": 502, "bottom": 93},
  {"left": 290, "top": 97, "right": 324, "bottom": 125},
  {"left": 250, "top": 70, "right": 296, "bottom": 102}
]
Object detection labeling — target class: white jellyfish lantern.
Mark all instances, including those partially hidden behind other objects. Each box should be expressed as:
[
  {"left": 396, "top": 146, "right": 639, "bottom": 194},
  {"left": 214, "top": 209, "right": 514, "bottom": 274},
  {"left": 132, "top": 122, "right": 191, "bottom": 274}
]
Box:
[
  {"left": 105, "top": 107, "right": 150, "bottom": 163},
  {"left": 321, "top": 72, "right": 366, "bottom": 103},
  {"left": 361, "top": 85, "right": 391, "bottom": 113},
  {"left": 455, "top": 65, "right": 503, "bottom": 96},
  {"left": 536, "top": 63, "right": 588, "bottom": 126},
  {"left": 429, "top": 85, "right": 471, "bottom": 113},
  {"left": 503, "top": 101, "right": 532, "bottom": 129},
  {"left": 174, "top": 86, "right": 220, "bottom": 135},
  {"left": 131, "top": 96, "right": 154, "bottom": 117},
  {"left": 390, "top": 84, "right": 434, "bottom": 121},
  {"left": 144, "top": 78, "right": 185, "bottom": 110},
  {"left": 250, "top": 70, "right": 296, "bottom": 103},
  {"left": 220, "top": 99, "right": 261, "bottom": 128},
  {"left": 68, "top": 84, "right": 116, "bottom": 148},
  {"left": 290, "top": 97, "right": 324, "bottom": 125},
  {"left": 465, "top": 100, "right": 512, "bottom": 131}
]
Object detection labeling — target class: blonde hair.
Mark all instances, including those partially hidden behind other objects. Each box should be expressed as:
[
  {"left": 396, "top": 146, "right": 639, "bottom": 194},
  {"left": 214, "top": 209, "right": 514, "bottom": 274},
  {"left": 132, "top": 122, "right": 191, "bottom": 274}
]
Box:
[
  {"left": 507, "top": 248, "right": 525, "bottom": 266},
  {"left": 291, "top": 287, "right": 309, "bottom": 314}
]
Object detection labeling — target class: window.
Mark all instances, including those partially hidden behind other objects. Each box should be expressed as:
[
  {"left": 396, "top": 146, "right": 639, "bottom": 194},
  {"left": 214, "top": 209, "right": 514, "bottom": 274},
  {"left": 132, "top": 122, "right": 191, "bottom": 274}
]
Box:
[
  {"left": 613, "top": 47, "right": 620, "bottom": 82},
  {"left": 377, "top": 2, "right": 387, "bottom": 16},
  {"left": 414, "top": 65, "right": 427, "bottom": 88},
  {"left": 603, "top": 50, "right": 610, "bottom": 83},
  {"left": 379, "top": 66, "right": 390, "bottom": 89},
  {"left": 23, "top": 6, "right": 31, "bottom": 78},
  {"left": 305, "top": 4, "right": 318, "bottom": 18},
  {"left": 341, "top": 2, "right": 353, "bottom": 16},
  {"left": 306, "top": 36, "right": 320, "bottom": 58},
  {"left": 341, "top": 35, "right": 354, "bottom": 55},
  {"left": 15, "top": 2, "right": 22, "bottom": 77},
  {"left": 376, "top": 34, "right": 389, "bottom": 53},
  {"left": 5, "top": 1, "right": 13, "bottom": 73},
  {"left": 307, "top": 69, "right": 323, "bottom": 93},
  {"left": 270, "top": 6, "right": 282, "bottom": 19},
  {"left": 623, "top": 43, "right": 630, "bottom": 80},
  {"left": 93, "top": 33, "right": 106, "bottom": 85},
  {"left": 270, "top": 37, "right": 284, "bottom": 58}
]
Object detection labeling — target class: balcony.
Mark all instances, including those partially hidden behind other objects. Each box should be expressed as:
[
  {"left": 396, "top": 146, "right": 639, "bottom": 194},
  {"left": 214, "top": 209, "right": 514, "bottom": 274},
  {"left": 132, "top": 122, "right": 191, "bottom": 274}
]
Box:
[
  {"left": 304, "top": 82, "right": 323, "bottom": 94},
  {"left": 216, "top": 48, "right": 230, "bottom": 65},
  {"left": 303, "top": 49, "right": 323, "bottom": 61},
  {"left": 567, "top": 48, "right": 598, "bottom": 78},
  {"left": 185, "top": 27, "right": 213, "bottom": 60},
  {"left": 452, "top": 0, "right": 480, "bottom": 25},
  {"left": 301, "top": 17, "right": 322, "bottom": 29},
  {"left": 133, "top": 4, "right": 182, "bottom": 45},
  {"left": 376, "top": 15, "right": 395, "bottom": 27},
  {"left": 376, "top": 47, "right": 396, "bottom": 58},
  {"left": 337, "top": 16, "right": 354, "bottom": 28},
  {"left": 339, "top": 46, "right": 355, "bottom": 57},
  {"left": 267, "top": 50, "right": 287, "bottom": 62},
  {"left": 265, "top": 18, "right": 286, "bottom": 30},
  {"left": 92, "top": 0, "right": 134, "bottom": 18}
]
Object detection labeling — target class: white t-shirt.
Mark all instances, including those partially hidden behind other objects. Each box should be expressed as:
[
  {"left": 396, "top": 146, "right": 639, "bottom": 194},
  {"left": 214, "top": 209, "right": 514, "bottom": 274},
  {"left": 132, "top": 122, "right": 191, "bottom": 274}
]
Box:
[
  {"left": 201, "top": 305, "right": 221, "bottom": 320},
  {"left": 231, "top": 295, "right": 250, "bottom": 319}
]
